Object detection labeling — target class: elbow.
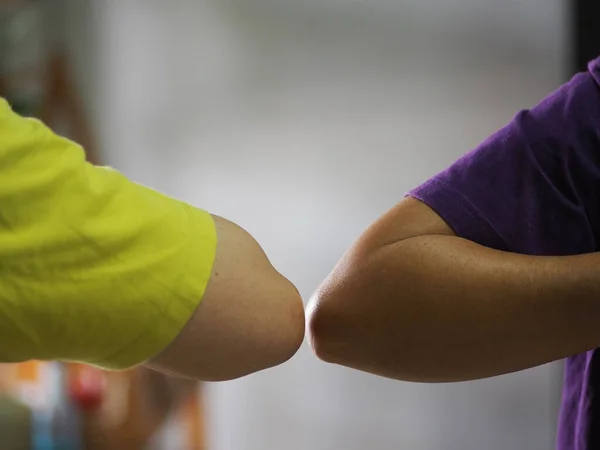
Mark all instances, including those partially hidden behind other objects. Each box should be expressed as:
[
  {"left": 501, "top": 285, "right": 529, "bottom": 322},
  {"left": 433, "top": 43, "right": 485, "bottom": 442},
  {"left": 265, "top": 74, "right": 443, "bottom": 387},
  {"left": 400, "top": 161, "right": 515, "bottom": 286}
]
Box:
[
  {"left": 218, "top": 282, "right": 306, "bottom": 382},
  {"left": 265, "top": 281, "right": 306, "bottom": 369},
  {"left": 306, "top": 246, "right": 384, "bottom": 368},
  {"left": 230, "top": 276, "right": 306, "bottom": 380},
  {"left": 306, "top": 257, "right": 433, "bottom": 382},
  {"left": 306, "top": 310, "right": 337, "bottom": 365},
  {"left": 307, "top": 288, "right": 423, "bottom": 381},
  {"left": 306, "top": 283, "right": 357, "bottom": 366},
  {"left": 306, "top": 251, "right": 374, "bottom": 367},
  {"left": 307, "top": 248, "right": 387, "bottom": 366},
  {"left": 148, "top": 276, "right": 305, "bottom": 383}
]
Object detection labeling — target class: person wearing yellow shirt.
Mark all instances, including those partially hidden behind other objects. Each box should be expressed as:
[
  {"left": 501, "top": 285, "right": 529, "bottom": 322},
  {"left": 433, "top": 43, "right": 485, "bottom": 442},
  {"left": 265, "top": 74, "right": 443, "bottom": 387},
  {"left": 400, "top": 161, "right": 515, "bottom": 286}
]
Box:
[{"left": 0, "top": 98, "right": 304, "bottom": 381}]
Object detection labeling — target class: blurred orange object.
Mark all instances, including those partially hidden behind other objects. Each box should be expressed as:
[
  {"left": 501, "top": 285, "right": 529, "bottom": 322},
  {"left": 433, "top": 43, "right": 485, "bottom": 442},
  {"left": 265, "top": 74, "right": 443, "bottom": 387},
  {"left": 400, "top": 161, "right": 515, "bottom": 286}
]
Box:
[{"left": 15, "top": 361, "right": 39, "bottom": 383}]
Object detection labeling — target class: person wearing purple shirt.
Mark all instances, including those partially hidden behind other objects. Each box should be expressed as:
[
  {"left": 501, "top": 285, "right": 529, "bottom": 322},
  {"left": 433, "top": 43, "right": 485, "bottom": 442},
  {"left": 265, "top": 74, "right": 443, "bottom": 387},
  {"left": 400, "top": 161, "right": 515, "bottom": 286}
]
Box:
[{"left": 307, "top": 56, "right": 600, "bottom": 450}]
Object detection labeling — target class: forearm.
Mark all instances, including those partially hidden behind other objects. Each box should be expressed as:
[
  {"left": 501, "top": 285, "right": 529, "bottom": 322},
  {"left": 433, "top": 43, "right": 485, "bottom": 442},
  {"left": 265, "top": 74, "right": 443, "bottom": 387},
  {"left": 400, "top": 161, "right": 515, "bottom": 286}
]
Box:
[{"left": 308, "top": 234, "right": 600, "bottom": 382}]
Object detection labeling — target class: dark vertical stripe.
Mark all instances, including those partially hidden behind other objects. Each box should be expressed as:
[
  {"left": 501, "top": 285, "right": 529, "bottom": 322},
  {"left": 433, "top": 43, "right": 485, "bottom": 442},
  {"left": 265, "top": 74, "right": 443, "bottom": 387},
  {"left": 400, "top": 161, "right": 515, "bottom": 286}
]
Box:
[
  {"left": 588, "top": 352, "right": 600, "bottom": 449},
  {"left": 572, "top": 0, "right": 600, "bottom": 74},
  {"left": 572, "top": 2, "right": 600, "bottom": 447}
]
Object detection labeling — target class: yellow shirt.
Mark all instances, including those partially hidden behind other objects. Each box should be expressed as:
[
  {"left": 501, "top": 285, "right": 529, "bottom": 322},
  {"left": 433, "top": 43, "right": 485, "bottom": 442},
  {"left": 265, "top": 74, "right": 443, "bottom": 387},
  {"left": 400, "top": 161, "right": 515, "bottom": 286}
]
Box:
[{"left": 0, "top": 99, "right": 217, "bottom": 370}]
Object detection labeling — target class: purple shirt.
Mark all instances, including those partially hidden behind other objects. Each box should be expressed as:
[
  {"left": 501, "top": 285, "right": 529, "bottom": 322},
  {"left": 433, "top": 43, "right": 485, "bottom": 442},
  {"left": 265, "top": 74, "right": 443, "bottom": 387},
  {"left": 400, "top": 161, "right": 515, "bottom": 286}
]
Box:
[{"left": 409, "top": 57, "right": 600, "bottom": 450}]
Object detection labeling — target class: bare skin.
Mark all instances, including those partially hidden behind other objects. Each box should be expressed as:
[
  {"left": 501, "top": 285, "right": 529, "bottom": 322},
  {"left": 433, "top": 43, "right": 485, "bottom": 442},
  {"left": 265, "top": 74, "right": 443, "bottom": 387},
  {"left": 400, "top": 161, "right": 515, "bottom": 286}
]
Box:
[
  {"left": 307, "top": 197, "right": 600, "bottom": 383},
  {"left": 147, "top": 215, "right": 305, "bottom": 382}
]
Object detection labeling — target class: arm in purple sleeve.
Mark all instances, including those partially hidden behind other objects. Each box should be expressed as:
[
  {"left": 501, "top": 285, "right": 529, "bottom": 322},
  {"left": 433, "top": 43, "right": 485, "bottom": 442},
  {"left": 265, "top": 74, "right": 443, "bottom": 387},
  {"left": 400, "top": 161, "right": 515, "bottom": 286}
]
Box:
[{"left": 307, "top": 59, "right": 600, "bottom": 383}]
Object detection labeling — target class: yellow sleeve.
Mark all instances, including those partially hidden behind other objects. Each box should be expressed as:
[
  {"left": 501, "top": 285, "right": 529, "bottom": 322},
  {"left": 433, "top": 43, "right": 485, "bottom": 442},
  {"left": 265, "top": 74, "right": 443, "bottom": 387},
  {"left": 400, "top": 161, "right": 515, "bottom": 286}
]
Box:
[{"left": 0, "top": 99, "right": 217, "bottom": 370}]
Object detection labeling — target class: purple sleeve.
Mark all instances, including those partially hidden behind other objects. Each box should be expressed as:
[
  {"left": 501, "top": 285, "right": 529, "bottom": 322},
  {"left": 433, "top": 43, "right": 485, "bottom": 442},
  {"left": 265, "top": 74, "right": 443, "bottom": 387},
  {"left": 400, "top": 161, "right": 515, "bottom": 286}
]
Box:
[{"left": 409, "top": 58, "right": 600, "bottom": 256}]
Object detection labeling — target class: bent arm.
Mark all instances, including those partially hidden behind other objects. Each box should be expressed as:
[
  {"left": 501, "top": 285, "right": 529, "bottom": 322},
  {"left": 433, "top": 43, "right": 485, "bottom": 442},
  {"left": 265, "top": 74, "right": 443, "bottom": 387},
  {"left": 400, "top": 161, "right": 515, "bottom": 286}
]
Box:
[
  {"left": 0, "top": 98, "right": 304, "bottom": 381},
  {"left": 307, "top": 197, "right": 600, "bottom": 383}
]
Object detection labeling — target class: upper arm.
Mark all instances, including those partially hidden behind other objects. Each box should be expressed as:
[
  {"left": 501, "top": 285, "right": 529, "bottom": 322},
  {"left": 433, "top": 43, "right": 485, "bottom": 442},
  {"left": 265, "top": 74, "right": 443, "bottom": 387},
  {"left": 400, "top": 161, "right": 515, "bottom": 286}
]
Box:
[
  {"left": 352, "top": 60, "right": 600, "bottom": 261},
  {"left": 406, "top": 66, "right": 600, "bottom": 257},
  {"left": 0, "top": 99, "right": 303, "bottom": 378},
  {"left": 147, "top": 215, "right": 305, "bottom": 381}
]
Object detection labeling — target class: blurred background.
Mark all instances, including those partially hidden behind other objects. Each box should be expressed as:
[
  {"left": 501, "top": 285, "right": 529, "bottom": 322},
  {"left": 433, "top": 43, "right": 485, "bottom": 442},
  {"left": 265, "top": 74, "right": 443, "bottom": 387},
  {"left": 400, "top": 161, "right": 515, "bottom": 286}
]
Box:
[{"left": 0, "top": 0, "right": 595, "bottom": 449}]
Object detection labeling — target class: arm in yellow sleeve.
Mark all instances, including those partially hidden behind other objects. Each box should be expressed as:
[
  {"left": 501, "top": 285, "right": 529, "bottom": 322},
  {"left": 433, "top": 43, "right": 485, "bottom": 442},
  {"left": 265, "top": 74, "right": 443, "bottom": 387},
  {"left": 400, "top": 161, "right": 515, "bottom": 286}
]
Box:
[{"left": 0, "top": 99, "right": 304, "bottom": 380}]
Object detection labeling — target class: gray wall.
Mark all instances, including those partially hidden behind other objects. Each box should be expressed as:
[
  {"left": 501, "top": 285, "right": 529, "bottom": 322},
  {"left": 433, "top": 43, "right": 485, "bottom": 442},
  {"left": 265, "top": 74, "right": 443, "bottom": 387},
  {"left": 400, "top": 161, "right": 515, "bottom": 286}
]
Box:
[{"left": 76, "top": 1, "right": 567, "bottom": 449}]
